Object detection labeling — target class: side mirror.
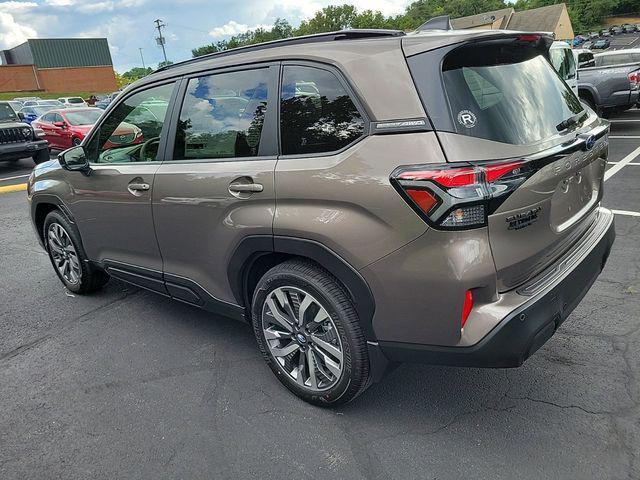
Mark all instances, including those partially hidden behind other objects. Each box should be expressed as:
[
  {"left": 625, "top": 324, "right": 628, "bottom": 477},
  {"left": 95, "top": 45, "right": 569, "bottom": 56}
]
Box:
[
  {"left": 53, "top": 121, "right": 66, "bottom": 128},
  {"left": 59, "top": 146, "right": 90, "bottom": 172}
]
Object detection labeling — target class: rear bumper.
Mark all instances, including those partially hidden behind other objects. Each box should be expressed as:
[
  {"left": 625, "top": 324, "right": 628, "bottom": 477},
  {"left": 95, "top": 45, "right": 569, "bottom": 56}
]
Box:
[
  {"left": 377, "top": 207, "right": 615, "bottom": 368},
  {"left": 0, "top": 139, "right": 48, "bottom": 161}
]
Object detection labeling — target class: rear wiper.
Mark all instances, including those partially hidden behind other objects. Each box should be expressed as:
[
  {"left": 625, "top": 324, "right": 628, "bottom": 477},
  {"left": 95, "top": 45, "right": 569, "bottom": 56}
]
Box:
[{"left": 556, "top": 111, "right": 587, "bottom": 132}]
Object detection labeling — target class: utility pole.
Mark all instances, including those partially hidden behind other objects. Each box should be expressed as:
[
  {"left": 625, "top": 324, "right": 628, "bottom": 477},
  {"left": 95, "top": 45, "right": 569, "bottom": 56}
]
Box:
[
  {"left": 154, "top": 18, "right": 168, "bottom": 63},
  {"left": 139, "top": 48, "right": 146, "bottom": 69}
]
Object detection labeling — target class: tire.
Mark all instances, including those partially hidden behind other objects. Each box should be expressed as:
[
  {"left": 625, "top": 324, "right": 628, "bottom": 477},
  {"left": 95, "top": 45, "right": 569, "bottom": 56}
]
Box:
[
  {"left": 32, "top": 148, "right": 49, "bottom": 165},
  {"left": 43, "top": 210, "right": 109, "bottom": 294},
  {"left": 72, "top": 137, "right": 82, "bottom": 146},
  {"left": 252, "top": 259, "right": 370, "bottom": 406}
]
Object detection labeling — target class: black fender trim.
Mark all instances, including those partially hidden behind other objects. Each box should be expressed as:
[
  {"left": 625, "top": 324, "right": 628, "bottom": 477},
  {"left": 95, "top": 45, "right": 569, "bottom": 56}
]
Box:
[
  {"left": 228, "top": 235, "right": 377, "bottom": 340},
  {"left": 101, "top": 260, "right": 246, "bottom": 322}
]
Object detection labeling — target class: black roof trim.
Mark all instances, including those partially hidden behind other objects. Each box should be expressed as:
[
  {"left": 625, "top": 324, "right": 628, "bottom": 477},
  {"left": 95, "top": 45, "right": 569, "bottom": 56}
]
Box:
[{"left": 155, "top": 29, "right": 405, "bottom": 73}]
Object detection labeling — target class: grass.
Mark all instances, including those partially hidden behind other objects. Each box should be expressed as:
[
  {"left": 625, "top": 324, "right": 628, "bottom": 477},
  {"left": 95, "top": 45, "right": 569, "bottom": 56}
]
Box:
[{"left": 0, "top": 91, "right": 109, "bottom": 101}]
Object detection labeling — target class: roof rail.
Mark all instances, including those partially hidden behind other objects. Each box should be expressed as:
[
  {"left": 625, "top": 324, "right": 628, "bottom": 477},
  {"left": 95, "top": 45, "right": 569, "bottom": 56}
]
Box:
[
  {"left": 156, "top": 29, "right": 405, "bottom": 73},
  {"left": 415, "top": 15, "right": 453, "bottom": 32}
]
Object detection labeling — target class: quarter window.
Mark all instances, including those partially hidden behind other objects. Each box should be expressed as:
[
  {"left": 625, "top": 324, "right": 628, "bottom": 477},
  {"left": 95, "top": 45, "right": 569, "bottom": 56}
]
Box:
[
  {"left": 173, "top": 68, "right": 269, "bottom": 160},
  {"left": 86, "top": 82, "right": 174, "bottom": 164},
  {"left": 280, "top": 65, "right": 365, "bottom": 155}
]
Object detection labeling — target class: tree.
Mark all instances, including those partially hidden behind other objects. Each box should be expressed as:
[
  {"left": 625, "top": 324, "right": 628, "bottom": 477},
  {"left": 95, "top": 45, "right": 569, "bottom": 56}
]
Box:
[
  {"left": 121, "top": 67, "right": 153, "bottom": 81},
  {"left": 158, "top": 60, "right": 174, "bottom": 68}
]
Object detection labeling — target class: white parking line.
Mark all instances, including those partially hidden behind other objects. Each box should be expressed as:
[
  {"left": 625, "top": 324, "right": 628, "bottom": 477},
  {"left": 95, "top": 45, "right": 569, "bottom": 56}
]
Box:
[
  {"left": 607, "top": 161, "right": 640, "bottom": 165},
  {"left": 609, "top": 119, "right": 640, "bottom": 123},
  {"left": 604, "top": 145, "right": 640, "bottom": 181},
  {"left": 0, "top": 174, "right": 30, "bottom": 182},
  {"left": 609, "top": 135, "right": 640, "bottom": 139},
  {"left": 612, "top": 209, "right": 640, "bottom": 217}
]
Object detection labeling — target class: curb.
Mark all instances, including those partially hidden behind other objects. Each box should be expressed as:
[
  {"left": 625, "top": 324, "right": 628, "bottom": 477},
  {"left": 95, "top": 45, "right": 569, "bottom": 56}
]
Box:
[{"left": 0, "top": 183, "right": 27, "bottom": 194}]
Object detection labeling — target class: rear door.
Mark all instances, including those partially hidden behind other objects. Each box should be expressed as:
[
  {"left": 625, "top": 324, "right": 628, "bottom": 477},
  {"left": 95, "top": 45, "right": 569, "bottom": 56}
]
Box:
[
  {"left": 152, "top": 64, "right": 278, "bottom": 306},
  {"left": 406, "top": 35, "right": 609, "bottom": 291}
]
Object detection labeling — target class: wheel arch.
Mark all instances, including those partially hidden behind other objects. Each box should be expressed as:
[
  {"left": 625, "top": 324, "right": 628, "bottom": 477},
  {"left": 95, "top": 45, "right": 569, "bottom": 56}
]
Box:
[
  {"left": 228, "top": 236, "right": 377, "bottom": 340},
  {"left": 31, "top": 195, "right": 76, "bottom": 246}
]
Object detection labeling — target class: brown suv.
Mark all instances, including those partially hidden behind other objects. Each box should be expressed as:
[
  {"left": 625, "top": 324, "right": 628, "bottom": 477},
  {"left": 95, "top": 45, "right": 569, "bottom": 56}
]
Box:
[{"left": 29, "top": 27, "right": 615, "bottom": 406}]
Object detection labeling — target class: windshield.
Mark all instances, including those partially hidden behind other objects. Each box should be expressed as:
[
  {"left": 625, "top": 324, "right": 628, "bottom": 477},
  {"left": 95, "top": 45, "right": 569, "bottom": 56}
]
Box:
[
  {"left": 441, "top": 45, "right": 583, "bottom": 145},
  {"left": 68, "top": 98, "right": 85, "bottom": 104},
  {"left": 33, "top": 106, "right": 56, "bottom": 116},
  {"left": 65, "top": 109, "right": 102, "bottom": 125},
  {"left": 39, "top": 100, "right": 61, "bottom": 106},
  {"left": 0, "top": 103, "right": 18, "bottom": 122}
]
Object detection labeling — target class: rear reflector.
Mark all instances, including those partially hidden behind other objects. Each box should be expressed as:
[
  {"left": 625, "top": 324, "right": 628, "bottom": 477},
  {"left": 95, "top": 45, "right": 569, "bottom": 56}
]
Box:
[
  {"left": 406, "top": 189, "right": 438, "bottom": 213},
  {"left": 461, "top": 290, "right": 473, "bottom": 328}
]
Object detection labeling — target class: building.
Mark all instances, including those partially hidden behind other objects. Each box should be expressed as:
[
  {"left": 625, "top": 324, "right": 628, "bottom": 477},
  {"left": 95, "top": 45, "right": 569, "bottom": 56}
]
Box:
[
  {"left": 451, "top": 3, "right": 575, "bottom": 41},
  {"left": 0, "top": 38, "right": 117, "bottom": 93}
]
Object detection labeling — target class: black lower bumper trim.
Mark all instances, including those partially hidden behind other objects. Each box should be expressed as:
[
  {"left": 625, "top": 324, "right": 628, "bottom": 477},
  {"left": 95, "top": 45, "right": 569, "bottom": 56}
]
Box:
[{"left": 378, "top": 210, "right": 615, "bottom": 368}]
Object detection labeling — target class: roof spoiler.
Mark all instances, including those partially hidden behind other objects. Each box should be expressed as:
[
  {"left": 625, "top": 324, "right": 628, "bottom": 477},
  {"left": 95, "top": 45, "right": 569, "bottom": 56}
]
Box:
[{"left": 415, "top": 15, "right": 453, "bottom": 32}]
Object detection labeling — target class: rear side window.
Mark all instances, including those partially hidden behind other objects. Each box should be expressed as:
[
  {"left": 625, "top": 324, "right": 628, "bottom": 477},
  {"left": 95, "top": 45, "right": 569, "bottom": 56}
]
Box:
[
  {"left": 549, "top": 48, "right": 576, "bottom": 81},
  {"left": 280, "top": 65, "right": 365, "bottom": 155},
  {"left": 417, "top": 43, "right": 583, "bottom": 145},
  {"left": 173, "top": 68, "right": 269, "bottom": 160},
  {"left": 597, "top": 54, "right": 633, "bottom": 66}
]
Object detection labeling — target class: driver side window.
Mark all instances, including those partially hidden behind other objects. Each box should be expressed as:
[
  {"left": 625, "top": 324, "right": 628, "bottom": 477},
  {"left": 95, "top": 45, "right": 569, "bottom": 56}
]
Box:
[{"left": 86, "top": 82, "right": 174, "bottom": 164}]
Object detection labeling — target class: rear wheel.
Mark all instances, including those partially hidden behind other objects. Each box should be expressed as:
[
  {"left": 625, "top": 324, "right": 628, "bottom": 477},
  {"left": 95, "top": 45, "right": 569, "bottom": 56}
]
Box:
[
  {"left": 252, "top": 260, "right": 370, "bottom": 406},
  {"left": 43, "top": 210, "right": 109, "bottom": 294}
]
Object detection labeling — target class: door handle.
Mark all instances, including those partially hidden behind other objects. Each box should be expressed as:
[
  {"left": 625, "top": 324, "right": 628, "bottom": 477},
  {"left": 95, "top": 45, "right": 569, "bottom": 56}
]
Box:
[
  {"left": 128, "top": 182, "right": 150, "bottom": 192},
  {"left": 229, "top": 183, "right": 263, "bottom": 193}
]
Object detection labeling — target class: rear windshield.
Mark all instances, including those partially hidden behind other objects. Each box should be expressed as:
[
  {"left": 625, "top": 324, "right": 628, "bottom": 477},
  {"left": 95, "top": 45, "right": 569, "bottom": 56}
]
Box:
[
  {"left": 68, "top": 98, "right": 85, "bottom": 104},
  {"left": 65, "top": 109, "right": 102, "bottom": 125},
  {"left": 440, "top": 44, "right": 583, "bottom": 145}
]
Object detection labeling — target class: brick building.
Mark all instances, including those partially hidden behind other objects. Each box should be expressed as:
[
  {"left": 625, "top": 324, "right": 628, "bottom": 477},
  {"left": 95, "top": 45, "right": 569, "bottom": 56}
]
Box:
[{"left": 0, "top": 38, "right": 117, "bottom": 94}]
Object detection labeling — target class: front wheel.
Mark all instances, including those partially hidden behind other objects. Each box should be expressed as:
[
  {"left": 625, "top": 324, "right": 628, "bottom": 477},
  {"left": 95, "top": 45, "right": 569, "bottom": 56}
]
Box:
[
  {"left": 252, "top": 260, "right": 370, "bottom": 406},
  {"left": 72, "top": 137, "right": 82, "bottom": 146},
  {"left": 43, "top": 210, "right": 109, "bottom": 294}
]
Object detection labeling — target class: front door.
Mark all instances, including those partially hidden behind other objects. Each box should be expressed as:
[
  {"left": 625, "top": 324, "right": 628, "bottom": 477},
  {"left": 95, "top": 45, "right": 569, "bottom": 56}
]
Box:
[
  {"left": 152, "top": 65, "right": 278, "bottom": 306},
  {"left": 65, "top": 81, "right": 177, "bottom": 277}
]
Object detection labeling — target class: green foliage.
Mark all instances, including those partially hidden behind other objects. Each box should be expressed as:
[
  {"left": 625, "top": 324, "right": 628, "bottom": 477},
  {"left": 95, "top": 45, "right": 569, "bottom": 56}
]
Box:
[
  {"left": 121, "top": 66, "right": 153, "bottom": 81},
  {"left": 158, "top": 60, "right": 174, "bottom": 68},
  {"left": 191, "top": 0, "right": 632, "bottom": 57}
]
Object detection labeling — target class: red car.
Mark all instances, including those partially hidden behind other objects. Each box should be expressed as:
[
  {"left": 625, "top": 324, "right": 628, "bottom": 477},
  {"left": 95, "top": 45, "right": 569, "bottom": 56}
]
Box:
[
  {"left": 32, "top": 108, "right": 102, "bottom": 150},
  {"left": 32, "top": 108, "right": 142, "bottom": 150}
]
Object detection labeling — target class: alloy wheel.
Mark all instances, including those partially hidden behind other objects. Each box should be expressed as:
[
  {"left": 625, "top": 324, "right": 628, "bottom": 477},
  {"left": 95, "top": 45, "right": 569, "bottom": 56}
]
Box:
[
  {"left": 262, "top": 286, "right": 344, "bottom": 391},
  {"left": 47, "top": 223, "right": 81, "bottom": 285}
]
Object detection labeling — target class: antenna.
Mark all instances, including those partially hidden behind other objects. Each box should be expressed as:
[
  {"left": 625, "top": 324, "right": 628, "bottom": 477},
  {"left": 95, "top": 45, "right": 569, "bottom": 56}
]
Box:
[
  {"left": 415, "top": 15, "right": 453, "bottom": 32},
  {"left": 154, "top": 18, "right": 168, "bottom": 63}
]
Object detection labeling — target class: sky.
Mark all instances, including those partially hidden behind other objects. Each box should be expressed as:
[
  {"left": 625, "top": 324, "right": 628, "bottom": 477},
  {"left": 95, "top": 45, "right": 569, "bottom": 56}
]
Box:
[{"left": 0, "top": 0, "right": 412, "bottom": 72}]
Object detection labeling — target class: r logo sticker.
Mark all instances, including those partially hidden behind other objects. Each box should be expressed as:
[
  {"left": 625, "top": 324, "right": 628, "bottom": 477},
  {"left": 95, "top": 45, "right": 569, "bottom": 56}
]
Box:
[{"left": 457, "top": 110, "right": 477, "bottom": 129}]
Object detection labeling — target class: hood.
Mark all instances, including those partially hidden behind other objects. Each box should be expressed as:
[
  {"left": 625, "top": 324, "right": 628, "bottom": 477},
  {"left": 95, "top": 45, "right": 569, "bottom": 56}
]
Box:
[{"left": 0, "top": 121, "right": 31, "bottom": 129}]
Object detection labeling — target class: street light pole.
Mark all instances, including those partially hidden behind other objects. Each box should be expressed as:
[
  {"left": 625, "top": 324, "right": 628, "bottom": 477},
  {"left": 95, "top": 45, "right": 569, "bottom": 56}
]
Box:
[
  {"left": 139, "top": 48, "right": 146, "bottom": 69},
  {"left": 154, "top": 18, "right": 168, "bottom": 63}
]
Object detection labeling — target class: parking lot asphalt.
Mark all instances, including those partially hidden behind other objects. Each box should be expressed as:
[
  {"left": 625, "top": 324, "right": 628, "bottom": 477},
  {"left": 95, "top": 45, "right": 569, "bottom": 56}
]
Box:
[{"left": 1, "top": 113, "right": 640, "bottom": 479}]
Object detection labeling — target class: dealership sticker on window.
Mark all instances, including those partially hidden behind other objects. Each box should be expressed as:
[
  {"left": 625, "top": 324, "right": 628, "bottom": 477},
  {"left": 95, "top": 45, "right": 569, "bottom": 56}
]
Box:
[{"left": 457, "top": 110, "right": 477, "bottom": 128}]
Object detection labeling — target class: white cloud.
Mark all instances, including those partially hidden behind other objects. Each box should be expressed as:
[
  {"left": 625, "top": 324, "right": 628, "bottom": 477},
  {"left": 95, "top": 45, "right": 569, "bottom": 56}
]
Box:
[
  {"left": 0, "top": 12, "right": 37, "bottom": 49},
  {"left": 0, "top": 1, "right": 38, "bottom": 11},
  {"left": 208, "top": 20, "right": 270, "bottom": 39}
]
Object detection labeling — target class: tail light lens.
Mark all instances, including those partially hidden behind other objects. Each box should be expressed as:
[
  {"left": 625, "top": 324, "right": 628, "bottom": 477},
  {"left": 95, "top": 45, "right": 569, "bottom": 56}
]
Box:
[
  {"left": 629, "top": 70, "right": 639, "bottom": 90},
  {"left": 391, "top": 160, "right": 533, "bottom": 230}
]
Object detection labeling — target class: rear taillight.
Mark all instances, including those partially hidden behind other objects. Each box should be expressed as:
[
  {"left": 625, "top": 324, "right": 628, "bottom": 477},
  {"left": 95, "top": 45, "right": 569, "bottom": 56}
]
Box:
[
  {"left": 391, "top": 160, "right": 532, "bottom": 230},
  {"left": 629, "top": 70, "right": 639, "bottom": 90}
]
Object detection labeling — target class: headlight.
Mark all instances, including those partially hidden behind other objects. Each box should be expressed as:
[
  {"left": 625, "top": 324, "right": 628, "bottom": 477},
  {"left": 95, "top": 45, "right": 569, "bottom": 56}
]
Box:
[{"left": 22, "top": 127, "right": 32, "bottom": 139}]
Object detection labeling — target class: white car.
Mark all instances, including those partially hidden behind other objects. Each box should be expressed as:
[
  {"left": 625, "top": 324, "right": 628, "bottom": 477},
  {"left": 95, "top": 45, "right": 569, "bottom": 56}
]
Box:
[
  {"left": 549, "top": 41, "right": 578, "bottom": 96},
  {"left": 57, "top": 97, "right": 88, "bottom": 108}
]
